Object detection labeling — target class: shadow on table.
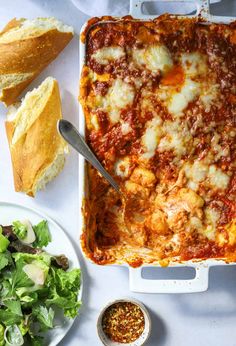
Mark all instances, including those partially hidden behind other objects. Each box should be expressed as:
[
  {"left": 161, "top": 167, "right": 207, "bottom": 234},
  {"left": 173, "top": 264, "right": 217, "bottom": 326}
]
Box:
[
  {"left": 148, "top": 308, "right": 167, "bottom": 346},
  {"left": 170, "top": 265, "right": 236, "bottom": 318},
  {"left": 29, "top": 0, "right": 88, "bottom": 31},
  {"left": 61, "top": 89, "right": 79, "bottom": 126},
  {"left": 135, "top": 265, "right": 236, "bottom": 318}
]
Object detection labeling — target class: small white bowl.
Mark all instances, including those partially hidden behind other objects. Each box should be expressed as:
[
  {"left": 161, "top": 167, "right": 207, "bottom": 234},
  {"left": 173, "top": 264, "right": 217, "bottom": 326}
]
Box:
[{"left": 97, "top": 298, "right": 151, "bottom": 346}]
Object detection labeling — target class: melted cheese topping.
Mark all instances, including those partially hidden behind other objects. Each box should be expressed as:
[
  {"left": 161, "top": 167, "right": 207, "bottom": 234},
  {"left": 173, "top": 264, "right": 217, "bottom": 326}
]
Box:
[
  {"left": 102, "top": 79, "right": 135, "bottom": 123},
  {"left": 90, "top": 112, "right": 99, "bottom": 130},
  {"left": 133, "top": 44, "right": 173, "bottom": 73},
  {"left": 121, "top": 122, "right": 132, "bottom": 135},
  {"left": 131, "top": 167, "right": 156, "bottom": 187},
  {"left": 211, "top": 132, "right": 229, "bottom": 161},
  {"left": 184, "top": 161, "right": 208, "bottom": 191},
  {"left": 185, "top": 161, "right": 230, "bottom": 191},
  {"left": 92, "top": 46, "right": 125, "bottom": 65},
  {"left": 158, "top": 52, "right": 219, "bottom": 116},
  {"left": 200, "top": 84, "right": 220, "bottom": 111},
  {"left": 167, "top": 79, "right": 201, "bottom": 116},
  {"left": 162, "top": 189, "right": 204, "bottom": 226},
  {"left": 141, "top": 117, "right": 162, "bottom": 158},
  {"left": 203, "top": 207, "right": 220, "bottom": 240},
  {"left": 158, "top": 120, "right": 192, "bottom": 156},
  {"left": 106, "top": 79, "right": 134, "bottom": 109},
  {"left": 132, "top": 48, "right": 146, "bottom": 66},
  {"left": 181, "top": 52, "right": 207, "bottom": 76},
  {"left": 184, "top": 158, "right": 230, "bottom": 190},
  {"left": 190, "top": 216, "right": 203, "bottom": 230},
  {"left": 115, "top": 157, "right": 131, "bottom": 178},
  {"left": 208, "top": 165, "right": 230, "bottom": 190},
  {"left": 145, "top": 45, "right": 173, "bottom": 73},
  {"left": 185, "top": 161, "right": 208, "bottom": 183}
]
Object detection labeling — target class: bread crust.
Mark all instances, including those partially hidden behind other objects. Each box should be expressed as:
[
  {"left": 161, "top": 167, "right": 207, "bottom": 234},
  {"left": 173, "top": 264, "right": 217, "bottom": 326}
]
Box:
[
  {"left": 0, "top": 18, "right": 73, "bottom": 106},
  {"left": 5, "top": 78, "right": 67, "bottom": 196}
]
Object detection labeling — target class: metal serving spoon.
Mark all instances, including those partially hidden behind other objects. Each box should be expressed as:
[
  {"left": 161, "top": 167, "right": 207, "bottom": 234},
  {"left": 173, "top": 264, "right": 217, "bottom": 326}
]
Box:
[
  {"left": 58, "top": 120, "right": 146, "bottom": 233},
  {"left": 57, "top": 119, "right": 120, "bottom": 193}
]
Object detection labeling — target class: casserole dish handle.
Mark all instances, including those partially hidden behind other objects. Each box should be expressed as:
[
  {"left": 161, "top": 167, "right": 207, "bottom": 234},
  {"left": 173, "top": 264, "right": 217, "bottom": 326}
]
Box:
[
  {"left": 129, "top": 0, "right": 235, "bottom": 23},
  {"left": 129, "top": 264, "right": 209, "bottom": 293},
  {"left": 129, "top": 0, "right": 204, "bottom": 19}
]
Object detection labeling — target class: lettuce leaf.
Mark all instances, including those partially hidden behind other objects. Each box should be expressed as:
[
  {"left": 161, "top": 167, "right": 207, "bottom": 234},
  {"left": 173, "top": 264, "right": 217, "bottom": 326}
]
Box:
[
  {"left": 32, "top": 305, "right": 54, "bottom": 330},
  {"left": 46, "top": 268, "right": 81, "bottom": 318},
  {"left": 13, "top": 252, "right": 51, "bottom": 267},
  {"left": 10, "top": 253, "right": 50, "bottom": 294},
  {"left": 12, "top": 221, "right": 27, "bottom": 240},
  {"left": 18, "top": 292, "right": 39, "bottom": 308},
  {"left": 0, "top": 324, "right": 4, "bottom": 346},
  {"left": 0, "top": 251, "right": 12, "bottom": 271},
  {"left": 0, "top": 232, "right": 10, "bottom": 253},
  {"left": 11, "top": 258, "right": 35, "bottom": 289},
  {"left": 0, "top": 280, "right": 12, "bottom": 299},
  {"left": 0, "top": 310, "right": 22, "bottom": 325},
  {"left": 33, "top": 221, "right": 51, "bottom": 248},
  {"left": 4, "top": 299, "right": 22, "bottom": 316}
]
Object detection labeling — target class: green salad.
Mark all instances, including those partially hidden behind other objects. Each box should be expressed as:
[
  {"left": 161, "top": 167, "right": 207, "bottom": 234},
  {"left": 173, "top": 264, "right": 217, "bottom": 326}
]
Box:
[{"left": 0, "top": 220, "right": 81, "bottom": 346}]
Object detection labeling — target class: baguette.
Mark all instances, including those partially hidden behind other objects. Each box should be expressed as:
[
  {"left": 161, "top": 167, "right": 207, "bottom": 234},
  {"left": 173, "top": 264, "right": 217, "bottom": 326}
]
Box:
[
  {"left": 0, "top": 17, "right": 73, "bottom": 106},
  {"left": 5, "top": 76, "right": 68, "bottom": 197}
]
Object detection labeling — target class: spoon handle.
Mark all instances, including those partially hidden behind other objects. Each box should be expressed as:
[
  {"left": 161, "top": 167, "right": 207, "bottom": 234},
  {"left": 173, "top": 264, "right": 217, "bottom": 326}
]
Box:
[{"left": 58, "top": 120, "right": 120, "bottom": 193}]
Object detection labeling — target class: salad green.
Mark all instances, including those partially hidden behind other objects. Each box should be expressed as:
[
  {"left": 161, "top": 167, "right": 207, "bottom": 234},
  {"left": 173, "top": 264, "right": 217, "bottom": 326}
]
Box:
[
  {"left": 0, "top": 219, "right": 81, "bottom": 345},
  {"left": 12, "top": 222, "right": 27, "bottom": 241},
  {"left": 32, "top": 221, "right": 51, "bottom": 248},
  {"left": 0, "top": 227, "right": 10, "bottom": 253}
]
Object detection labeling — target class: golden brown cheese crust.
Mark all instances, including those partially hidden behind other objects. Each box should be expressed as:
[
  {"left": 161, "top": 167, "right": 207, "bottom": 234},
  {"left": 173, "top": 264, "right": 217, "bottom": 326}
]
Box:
[{"left": 80, "top": 15, "right": 236, "bottom": 267}]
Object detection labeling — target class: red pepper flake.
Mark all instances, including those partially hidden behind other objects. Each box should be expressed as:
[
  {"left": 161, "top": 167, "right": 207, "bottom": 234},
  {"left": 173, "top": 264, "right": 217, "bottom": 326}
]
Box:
[{"left": 102, "top": 302, "right": 145, "bottom": 343}]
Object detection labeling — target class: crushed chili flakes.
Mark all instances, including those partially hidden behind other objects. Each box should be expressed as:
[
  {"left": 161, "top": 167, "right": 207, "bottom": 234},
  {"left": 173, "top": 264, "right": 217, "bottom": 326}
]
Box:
[{"left": 102, "top": 301, "right": 145, "bottom": 343}]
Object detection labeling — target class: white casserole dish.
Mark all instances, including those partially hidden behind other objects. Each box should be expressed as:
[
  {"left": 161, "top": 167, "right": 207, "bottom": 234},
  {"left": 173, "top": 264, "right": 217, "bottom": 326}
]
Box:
[{"left": 78, "top": 0, "right": 236, "bottom": 294}]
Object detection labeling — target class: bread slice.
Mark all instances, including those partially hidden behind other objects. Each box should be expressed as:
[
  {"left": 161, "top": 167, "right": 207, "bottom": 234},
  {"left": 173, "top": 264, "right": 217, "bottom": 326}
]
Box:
[
  {"left": 5, "top": 77, "right": 68, "bottom": 197},
  {"left": 0, "top": 17, "right": 73, "bottom": 106}
]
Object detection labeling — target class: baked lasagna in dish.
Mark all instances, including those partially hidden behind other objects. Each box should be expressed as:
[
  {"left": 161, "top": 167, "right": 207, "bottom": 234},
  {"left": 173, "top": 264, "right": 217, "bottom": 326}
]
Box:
[{"left": 80, "top": 15, "right": 236, "bottom": 267}]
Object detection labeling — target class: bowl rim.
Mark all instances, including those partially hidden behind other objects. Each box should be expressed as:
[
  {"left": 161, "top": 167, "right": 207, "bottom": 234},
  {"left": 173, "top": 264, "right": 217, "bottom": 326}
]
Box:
[{"left": 97, "top": 297, "right": 152, "bottom": 346}]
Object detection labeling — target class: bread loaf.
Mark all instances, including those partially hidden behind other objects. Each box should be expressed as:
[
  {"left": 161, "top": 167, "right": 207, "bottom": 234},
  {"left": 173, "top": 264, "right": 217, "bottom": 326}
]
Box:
[
  {"left": 0, "top": 17, "right": 73, "bottom": 106},
  {"left": 5, "top": 76, "right": 68, "bottom": 196}
]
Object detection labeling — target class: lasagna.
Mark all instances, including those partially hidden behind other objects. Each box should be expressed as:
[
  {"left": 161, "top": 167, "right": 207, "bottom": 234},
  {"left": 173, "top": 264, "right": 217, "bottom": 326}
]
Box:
[{"left": 80, "top": 15, "right": 236, "bottom": 267}]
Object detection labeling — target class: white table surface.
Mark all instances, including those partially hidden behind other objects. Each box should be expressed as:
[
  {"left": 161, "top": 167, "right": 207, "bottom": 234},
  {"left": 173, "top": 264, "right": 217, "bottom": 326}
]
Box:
[{"left": 0, "top": 1, "right": 236, "bottom": 346}]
